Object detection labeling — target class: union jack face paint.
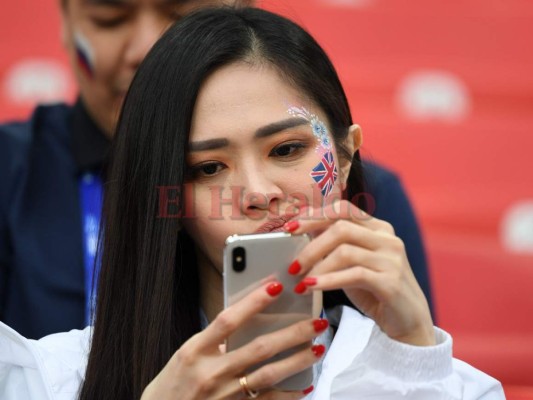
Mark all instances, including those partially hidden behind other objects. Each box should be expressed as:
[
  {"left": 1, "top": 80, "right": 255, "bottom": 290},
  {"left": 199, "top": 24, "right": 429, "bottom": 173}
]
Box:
[
  {"left": 74, "top": 31, "right": 95, "bottom": 79},
  {"left": 310, "top": 151, "right": 338, "bottom": 198},
  {"left": 287, "top": 105, "right": 338, "bottom": 198}
]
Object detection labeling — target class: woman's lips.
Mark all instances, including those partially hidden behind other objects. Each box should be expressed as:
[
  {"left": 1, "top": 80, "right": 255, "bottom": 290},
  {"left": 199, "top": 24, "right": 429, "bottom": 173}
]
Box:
[{"left": 254, "top": 214, "right": 298, "bottom": 234}]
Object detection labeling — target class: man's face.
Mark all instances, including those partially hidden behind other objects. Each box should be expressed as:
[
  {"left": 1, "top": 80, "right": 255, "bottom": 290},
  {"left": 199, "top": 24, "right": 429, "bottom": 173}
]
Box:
[{"left": 61, "top": 0, "right": 247, "bottom": 136}]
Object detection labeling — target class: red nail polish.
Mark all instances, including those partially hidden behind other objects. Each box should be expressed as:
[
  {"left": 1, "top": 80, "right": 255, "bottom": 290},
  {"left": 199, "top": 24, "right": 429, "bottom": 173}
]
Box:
[
  {"left": 266, "top": 282, "right": 283, "bottom": 297},
  {"left": 303, "top": 385, "right": 314, "bottom": 395},
  {"left": 311, "top": 344, "right": 325, "bottom": 357},
  {"left": 288, "top": 260, "right": 301, "bottom": 275},
  {"left": 302, "top": 277, "right": 317, "bottom": 286},
  {"left": 294, "top": 281, "right": 307, "bottom": 294},
  {"left": 313, "top": 318, "right": 329, "bottom": 333},
  {"left": 284, "top": 220, "right": 300, "bottom": 232}
]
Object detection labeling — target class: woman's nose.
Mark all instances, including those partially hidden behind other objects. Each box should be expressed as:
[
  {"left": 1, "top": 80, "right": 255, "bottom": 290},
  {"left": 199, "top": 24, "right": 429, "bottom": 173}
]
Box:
[{"left": 239, "top": 167, "right": 285, "bottom": 215}]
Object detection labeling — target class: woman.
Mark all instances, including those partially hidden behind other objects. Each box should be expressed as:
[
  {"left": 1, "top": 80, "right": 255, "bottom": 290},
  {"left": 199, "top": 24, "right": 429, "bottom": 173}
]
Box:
[{"left": 0, "top": 7, "right": 503, "bottom": 400}]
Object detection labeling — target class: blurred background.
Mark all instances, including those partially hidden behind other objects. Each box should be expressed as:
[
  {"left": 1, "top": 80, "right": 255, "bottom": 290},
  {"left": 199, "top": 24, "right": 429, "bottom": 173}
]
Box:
[{"left": 1, "top": 0, "right": 532, "bottom": 397}]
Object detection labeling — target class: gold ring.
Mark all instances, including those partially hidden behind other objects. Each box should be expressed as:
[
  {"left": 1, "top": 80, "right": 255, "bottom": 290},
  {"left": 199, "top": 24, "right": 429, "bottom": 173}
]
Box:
[{"left": 239, "top": 375, "right": 259, "bottom": 399}]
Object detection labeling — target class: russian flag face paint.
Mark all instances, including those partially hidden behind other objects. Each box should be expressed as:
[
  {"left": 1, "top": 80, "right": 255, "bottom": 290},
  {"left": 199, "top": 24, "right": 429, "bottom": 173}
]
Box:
[
  {"left": 287, "top": 105, "right": 338, "bottom": 198},
  {"left": 74, "top": 31, "right": 96, "bottom": 79}
]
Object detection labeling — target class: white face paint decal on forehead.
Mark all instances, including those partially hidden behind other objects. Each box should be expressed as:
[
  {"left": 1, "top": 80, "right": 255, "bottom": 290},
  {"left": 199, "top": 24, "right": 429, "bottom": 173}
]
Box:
[
  {"left": 286, "top": 105, "right": 338, "bottom": 198},
  {"left": 287, "top": 105, "right": 332, "bottom": 154}
]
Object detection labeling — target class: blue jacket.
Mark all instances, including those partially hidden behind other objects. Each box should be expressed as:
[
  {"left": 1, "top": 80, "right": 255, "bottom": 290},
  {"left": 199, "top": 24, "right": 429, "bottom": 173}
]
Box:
[{"left": 0, "top": 102, "right": 432, "bottom": 339}]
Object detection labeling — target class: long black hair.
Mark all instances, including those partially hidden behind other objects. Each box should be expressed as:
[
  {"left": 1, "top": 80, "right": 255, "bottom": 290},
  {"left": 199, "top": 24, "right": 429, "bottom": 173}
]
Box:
[{"left": 79, "top": 7, "right": 365, "bottom": 400}]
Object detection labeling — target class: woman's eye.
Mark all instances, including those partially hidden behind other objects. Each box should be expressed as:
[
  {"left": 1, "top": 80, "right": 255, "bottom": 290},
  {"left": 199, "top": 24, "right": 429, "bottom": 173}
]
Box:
[
  {"left": 187, "top": 162, "right": 225, "bottom": 179},
  {"left": 270, "top": 142, "right": 307, "bottom": 158},
  {"left": 201, "top": 163, "right": 221, "bottom": 175}
]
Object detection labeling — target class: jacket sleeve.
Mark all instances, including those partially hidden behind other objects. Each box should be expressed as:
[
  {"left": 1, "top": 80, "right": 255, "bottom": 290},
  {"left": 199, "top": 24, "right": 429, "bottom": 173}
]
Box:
[
  {"left": 0, "top": 321, "right": 54, "bottom": 400},
  {"left": 0, "top": 321, "right": 90, "bottom": 400},
  {"left": 315, "top": 308, "right": 504, "bottom": 400},
  {"left": 0, "top": 186, "right": 8, "bottom": 320},
  {"left": 0, "top": 124, "right": 19, "bottom": 320},
  {"left": 0, "top": 120, "right": 34, "bottom": 321}
]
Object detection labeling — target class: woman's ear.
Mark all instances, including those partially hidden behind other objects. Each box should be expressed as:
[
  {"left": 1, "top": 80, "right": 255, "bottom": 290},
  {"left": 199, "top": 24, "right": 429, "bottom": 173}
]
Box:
[
  {"left": 346, "top": 124, "right": 363, "bottom": 155},
  {"left": 339, "top": 124, "right": 363, "bottom": 188}
]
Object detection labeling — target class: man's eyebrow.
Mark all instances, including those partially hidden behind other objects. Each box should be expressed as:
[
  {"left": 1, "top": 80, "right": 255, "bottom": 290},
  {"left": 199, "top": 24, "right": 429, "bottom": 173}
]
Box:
[
  {"left": 188, "top": 138, "right": 230, "bottom": 152},
  {"left": 83, "top": 0, "right": 130, "bottom": 6},
  {"left": 254, "top": 118, "right": 308, "bottom": 139},
  {"left": 83, "top": 0, "right": 192, "bottom": 6}
]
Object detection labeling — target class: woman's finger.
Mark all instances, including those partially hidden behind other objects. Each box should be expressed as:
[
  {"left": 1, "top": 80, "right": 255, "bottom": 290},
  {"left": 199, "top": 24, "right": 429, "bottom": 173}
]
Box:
[
  {"left": 306, "top": 219, "right": 383, "bottom": 252},
  {"left": 297, "top": 266, "right": 383, "bottom": 295},
  {"left": 290, "top": 201, "right": 395, "bottom": 235},
  {"left": 257, "top": 389, "right": 311, "bottom": 399},
  {"left": 192, "top": 281, "right": 284, "bottom": 351},
  {"left": 243, "top": 340, "right": 325, "bottom": 392},
  {"left": 230, "top": 386, "right": 310, "bottom": 400},
  {"left": 223, "top": 317, "right": 329, "bottom": 373},
  {"left": 312, "top": 243, "right": 401, "bottom": 275},
  {"left": 289, "top": 228, "right": 396, "bottom": 277}
]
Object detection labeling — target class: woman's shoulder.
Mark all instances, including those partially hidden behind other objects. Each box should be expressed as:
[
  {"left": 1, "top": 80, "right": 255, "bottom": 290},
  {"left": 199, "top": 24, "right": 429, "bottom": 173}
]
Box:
[{"left": 0, "top": 321, "right": 91, "bottom": 400}]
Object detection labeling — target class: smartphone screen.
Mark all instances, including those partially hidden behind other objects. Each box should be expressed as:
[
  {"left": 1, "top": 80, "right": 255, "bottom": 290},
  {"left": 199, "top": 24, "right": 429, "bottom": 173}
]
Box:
[{"left": 223, "top": 232, "right": 316, "bottom": 391}]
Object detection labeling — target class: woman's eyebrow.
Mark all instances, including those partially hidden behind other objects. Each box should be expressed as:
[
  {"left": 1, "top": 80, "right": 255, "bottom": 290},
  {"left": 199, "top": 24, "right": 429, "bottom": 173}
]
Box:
[
  {"left": 188, "top": 138, "right": 229, "bottom": 152},
  {"left": 188, "top": 118, "right": 308, "bottom": 152},
  {"left": 254, "top": 118, "right": 308, "bottom": 139}
]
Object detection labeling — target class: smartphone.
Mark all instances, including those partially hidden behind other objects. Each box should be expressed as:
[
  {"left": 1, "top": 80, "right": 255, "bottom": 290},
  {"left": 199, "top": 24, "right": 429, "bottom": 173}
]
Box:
[{"left": 223, "top": 232, "right": 317, "bottom": 391}]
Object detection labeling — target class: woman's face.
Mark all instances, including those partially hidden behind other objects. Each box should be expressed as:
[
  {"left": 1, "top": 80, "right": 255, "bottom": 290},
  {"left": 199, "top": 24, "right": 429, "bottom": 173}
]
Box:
[{"left": 182, "top": 62, "right": 354, "bottom": 271}]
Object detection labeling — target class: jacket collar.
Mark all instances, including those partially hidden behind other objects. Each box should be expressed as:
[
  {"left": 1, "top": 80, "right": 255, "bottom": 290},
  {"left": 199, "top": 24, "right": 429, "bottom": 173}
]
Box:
[{"left": 71, "top": 98, "right": 110, "bottom": 175}]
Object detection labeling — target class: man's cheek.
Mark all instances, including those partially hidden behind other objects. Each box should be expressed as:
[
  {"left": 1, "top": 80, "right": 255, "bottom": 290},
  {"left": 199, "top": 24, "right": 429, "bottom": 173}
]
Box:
[{"left": 74, "top": 30, "right": 96, "bottom": 79}]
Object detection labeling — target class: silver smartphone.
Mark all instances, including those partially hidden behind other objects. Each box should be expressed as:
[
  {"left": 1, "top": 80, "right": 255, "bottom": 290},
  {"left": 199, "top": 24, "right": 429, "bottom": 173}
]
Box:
[{"left": 223, "top": 232, "right": 316, "bottom": 391}]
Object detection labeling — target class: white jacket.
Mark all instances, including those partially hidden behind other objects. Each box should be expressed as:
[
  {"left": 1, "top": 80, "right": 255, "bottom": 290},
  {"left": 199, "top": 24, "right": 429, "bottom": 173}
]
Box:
[{"left": 0, "top": 307, "right": 504, "bottom": 399}]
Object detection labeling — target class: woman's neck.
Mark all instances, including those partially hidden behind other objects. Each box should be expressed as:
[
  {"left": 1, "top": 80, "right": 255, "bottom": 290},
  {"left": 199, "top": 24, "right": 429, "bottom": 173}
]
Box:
[{"left": 198, "top": 252, "right": 224, "bottom": 323}]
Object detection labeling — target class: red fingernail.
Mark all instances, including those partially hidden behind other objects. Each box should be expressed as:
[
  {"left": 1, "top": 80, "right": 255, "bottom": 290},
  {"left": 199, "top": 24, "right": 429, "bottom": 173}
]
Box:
[
  {"left": 313, "top": 318, "right": 329, "bottom": 333},
  {"left": 266, "top": 282, "right": 283, "bottom": 297},
  {"left": 288, "top": 260, "right": 301, "bottom": 275},
  {"left": 302, "top": 277, "right": 317, "bottom": 286},
  {"left": 303, "top": 385, "right": 314, "bottom": 395},
  {"left": 311, "top": 344, "right": 326, "bottom": 357},
  {"left": 294, "top": 281, "right": 307, "bottom": 294},
  {"left": 284, "top": 220, "right": 300, "bottom": 232}
]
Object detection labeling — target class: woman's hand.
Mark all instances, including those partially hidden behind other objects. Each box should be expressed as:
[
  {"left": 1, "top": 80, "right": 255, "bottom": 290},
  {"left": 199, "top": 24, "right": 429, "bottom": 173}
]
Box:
[
  {"left": 285, "top": 200, "right": 435, "bottom": 347},
  {"left": 141, "top": 282, "right": 325, "bottom": 400}
]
